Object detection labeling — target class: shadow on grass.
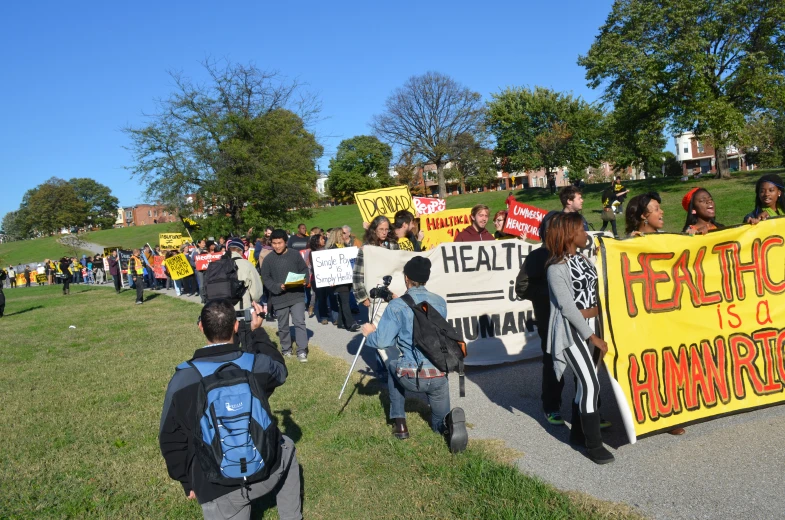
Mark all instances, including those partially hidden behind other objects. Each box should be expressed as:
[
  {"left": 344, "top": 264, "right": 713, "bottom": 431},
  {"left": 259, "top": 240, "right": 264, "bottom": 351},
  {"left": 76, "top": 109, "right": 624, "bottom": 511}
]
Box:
[
  {"left": 3, "top": 305, "right": 44, "bottom": 317},
  {"left": 338, "top": 375, "right": 432, "bottom": 428},
  {"left": 272, "top": 409, "right": 302, "bottom": 443}
]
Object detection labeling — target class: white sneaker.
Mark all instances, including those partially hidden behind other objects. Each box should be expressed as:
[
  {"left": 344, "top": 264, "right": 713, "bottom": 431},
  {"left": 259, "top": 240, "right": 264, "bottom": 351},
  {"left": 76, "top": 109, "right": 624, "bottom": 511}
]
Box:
[{"left": 297, "top": 353, "right": 308, "bottom": 363}]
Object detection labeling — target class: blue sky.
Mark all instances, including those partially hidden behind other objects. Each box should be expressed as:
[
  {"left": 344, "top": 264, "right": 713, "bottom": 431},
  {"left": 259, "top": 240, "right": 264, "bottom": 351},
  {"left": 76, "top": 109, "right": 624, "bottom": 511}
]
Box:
[{"left": 0, "top": 0, "right": 617, "bottom": 219}]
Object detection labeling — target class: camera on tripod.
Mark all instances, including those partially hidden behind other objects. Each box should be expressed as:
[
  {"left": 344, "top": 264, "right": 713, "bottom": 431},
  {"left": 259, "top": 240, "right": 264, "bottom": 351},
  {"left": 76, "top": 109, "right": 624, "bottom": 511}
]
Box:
[{"left": 369, "top": 275, "right": 394, "bottom": 302}]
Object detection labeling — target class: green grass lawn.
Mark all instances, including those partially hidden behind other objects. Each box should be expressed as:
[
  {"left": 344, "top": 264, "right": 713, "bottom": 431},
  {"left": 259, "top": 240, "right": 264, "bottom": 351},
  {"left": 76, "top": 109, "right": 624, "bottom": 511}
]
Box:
[
  {"left": 0, "top": 286, "right": 641, "bottom": 519},
  {"left": 0, "top": 235, "right": 93, "bottom": 268},
  {"left": 82, "top": 222, "right": 180, "bottom": 248}
]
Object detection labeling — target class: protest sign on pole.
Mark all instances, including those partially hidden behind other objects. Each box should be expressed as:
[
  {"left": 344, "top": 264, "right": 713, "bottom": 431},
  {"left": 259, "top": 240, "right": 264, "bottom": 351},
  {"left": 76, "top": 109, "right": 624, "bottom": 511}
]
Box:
[
  {"left": 596, "top": 219, "right": 785, "bottom": 443},
  {"left": 153, "top": 256, "right": 166, "bottom": 279},
  {"left": 159, "top": 233, "right": 183, "bottom": 250},
  {"left": 36, "top": 273, "right": 47, "bottom": 285},
  {"left": 419, "top": 208, "right": 472, "bottom": 250},
  {"left": 312, "top": 247, "right": 358, "bottom": 288},
  {"left": 354, "top": 186, "right": 414, "bottom": 223},
  {"left": 195, "top": 252, "right": 224, "bottom": 271},
  {"left": 413, "top": 196, "right": 446, "bottom": 216},
  {"left": 163, "top": 253, "right": 194, "bottom": 280},
  {"left": 503, "top": 201, "right": 549, "bottom": 241}
]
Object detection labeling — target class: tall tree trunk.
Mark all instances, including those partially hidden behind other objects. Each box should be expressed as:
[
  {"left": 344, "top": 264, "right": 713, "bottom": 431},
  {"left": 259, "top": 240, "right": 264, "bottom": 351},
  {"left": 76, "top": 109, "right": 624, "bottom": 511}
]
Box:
[
  {"left": 437, "top": 162, "right": 447, "bottom": 197},
  {"left": 715, "top": 146, "right": 731, "bottom": 179}
]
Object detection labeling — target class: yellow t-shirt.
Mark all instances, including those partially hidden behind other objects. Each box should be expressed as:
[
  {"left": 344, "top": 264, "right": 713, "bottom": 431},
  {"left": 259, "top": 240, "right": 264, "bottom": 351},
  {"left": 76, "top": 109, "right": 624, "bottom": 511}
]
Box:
[{"left": 398, "top": 237, "right": 414, "bottom": 251}]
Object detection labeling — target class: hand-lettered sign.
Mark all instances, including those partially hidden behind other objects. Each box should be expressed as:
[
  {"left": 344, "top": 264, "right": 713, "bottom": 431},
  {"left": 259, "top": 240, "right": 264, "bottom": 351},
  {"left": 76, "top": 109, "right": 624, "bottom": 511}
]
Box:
[
  {"left": 503, "top": 201, "right": 549, "bottom": 241},
  {"left": 597, "top": 219, "right": 785, "bottom": 443},
  {"left": 419, "top": 208, "right": 472, "bottom": 250},
  {"left": 312, "top": 247, "right": 358, "bottom": 288},
  {"left": 354, "top": 186, "right": 414, "bottom": 223},
  {"left": 413, "top": 197, "right": 446, "bottom": 216}
]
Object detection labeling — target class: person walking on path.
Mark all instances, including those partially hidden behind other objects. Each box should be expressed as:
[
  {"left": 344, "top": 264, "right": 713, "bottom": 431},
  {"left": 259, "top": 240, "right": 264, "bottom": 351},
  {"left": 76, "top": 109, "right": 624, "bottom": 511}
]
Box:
[
  {"left": 8, "top": 266, "right": 16, "bottom": 288},
  {"left": 260, "top": 230, "right": 310, "bottom": 362},
  {"left": 325, "top": 228, "right": 360, "bottom": 332},
  {"left": 59, "top": 257, "right": 72, "bottom": 295},
  {"left": 129, "top": 249, "right": 145, "bottom": 304},
  {"left": 108, "top": 251, "right": 122, "bottom": 293},
  {"left": 24, "top": 265, "right": 32, "bottom": 287},
  {"left": 545, "top": 212, "right": 614, "bottom": 464},
  {"left": 453, "top": 205, "right": 494, "bottom": 242}
]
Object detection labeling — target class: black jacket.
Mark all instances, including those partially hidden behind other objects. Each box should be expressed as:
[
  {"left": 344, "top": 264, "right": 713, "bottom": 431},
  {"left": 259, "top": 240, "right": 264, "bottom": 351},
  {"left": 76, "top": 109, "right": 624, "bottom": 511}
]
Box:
[
  {"left": 159, "top": 328, "right": 288, "bottom": 504},
  {"left": 515, "top": 247, "right": 550, "bottom": 321}
]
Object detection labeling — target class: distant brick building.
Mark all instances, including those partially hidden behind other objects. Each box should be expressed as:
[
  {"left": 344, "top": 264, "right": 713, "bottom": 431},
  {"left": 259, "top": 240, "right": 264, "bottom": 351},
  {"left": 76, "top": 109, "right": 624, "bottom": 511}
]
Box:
[
  {"left": 674, "top": 132, "right": 749, "bottom": 175},
  {"left": 115, "top": 204, "right": 178, "bottom": 227}
]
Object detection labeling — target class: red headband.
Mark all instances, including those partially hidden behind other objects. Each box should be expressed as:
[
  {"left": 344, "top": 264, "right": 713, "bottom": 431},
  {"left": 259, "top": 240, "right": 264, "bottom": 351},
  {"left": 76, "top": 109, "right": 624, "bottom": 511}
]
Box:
[{"left": 682, "top": 187, "right": 702, "bottom": 212}]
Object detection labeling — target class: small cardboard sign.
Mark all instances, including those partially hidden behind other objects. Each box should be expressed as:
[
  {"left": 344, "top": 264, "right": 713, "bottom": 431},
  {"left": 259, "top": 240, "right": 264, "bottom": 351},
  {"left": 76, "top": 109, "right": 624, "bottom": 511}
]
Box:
[{"left": 503, "top": 201, "right": 548, "bottom": 241}]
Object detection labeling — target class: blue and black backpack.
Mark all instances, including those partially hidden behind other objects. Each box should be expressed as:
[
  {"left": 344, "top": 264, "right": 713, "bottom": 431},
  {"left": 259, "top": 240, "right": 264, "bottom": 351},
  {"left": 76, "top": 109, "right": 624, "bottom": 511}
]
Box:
[{"left": 177, "top": 353, "right": 280, "bottom": 485}]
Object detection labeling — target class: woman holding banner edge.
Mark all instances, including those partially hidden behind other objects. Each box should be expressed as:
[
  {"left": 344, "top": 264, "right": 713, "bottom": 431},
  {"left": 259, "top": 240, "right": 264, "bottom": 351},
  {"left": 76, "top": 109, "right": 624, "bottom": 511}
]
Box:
[
  {"left": 625, "top": 192, "right": 686, "bottom": 436},
  {"left": 545, "top": 212, "right": 614, "bottom": 464}
]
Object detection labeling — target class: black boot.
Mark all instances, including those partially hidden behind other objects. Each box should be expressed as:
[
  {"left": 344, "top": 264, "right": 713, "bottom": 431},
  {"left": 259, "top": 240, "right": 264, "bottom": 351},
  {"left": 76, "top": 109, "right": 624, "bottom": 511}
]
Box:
[
  {"left": 569, "top": 402, "right": 585, "bottom": 445},
  {"left": 444, "top": 407, "right": 468, "bottom": 453},
  {"left": 580, "top": 412, "right": 614, "bottom": 464}
]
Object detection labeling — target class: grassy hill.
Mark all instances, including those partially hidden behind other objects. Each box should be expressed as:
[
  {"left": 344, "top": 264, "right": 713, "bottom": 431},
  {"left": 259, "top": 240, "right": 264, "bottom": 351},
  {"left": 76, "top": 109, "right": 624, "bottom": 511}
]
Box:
[{"left": 3, "top": 169, "right": 780, "bottom": 266}]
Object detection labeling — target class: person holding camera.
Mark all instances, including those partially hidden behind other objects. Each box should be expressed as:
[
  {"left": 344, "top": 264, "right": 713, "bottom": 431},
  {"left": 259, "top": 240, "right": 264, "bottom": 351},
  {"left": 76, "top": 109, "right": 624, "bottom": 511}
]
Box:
[
  {"left": 361, "top": 257, "right": 468, "bottom": 453},
  {"left": 159, "top": 300, "right": 302, "bottom": 520}
]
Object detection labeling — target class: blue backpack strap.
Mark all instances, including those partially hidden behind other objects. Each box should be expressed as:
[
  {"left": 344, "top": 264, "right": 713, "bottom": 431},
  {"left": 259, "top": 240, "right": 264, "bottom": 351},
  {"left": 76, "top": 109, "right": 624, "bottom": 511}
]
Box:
[{"left": 184, "top": 352, "right": 255, "bottom": 377}]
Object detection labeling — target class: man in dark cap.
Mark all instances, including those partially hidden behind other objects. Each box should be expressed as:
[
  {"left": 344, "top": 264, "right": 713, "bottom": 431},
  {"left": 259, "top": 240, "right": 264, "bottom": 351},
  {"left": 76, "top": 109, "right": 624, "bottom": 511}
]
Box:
[{"left": 361, "top": 256, "right": 468, "bottom": 453}]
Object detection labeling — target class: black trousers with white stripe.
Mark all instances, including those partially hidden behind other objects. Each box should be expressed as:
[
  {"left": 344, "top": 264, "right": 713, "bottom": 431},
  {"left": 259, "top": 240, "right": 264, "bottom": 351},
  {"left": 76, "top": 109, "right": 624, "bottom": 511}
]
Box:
[{"left": 564, "top": 317, "right": 601, "bottom": 414}]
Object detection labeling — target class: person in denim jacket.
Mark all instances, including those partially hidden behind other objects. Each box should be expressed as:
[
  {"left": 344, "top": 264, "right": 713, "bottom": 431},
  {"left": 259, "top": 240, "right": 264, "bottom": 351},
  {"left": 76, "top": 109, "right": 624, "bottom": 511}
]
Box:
[{"left": 361, "top": 257, "right": 468, "bottom": 453}]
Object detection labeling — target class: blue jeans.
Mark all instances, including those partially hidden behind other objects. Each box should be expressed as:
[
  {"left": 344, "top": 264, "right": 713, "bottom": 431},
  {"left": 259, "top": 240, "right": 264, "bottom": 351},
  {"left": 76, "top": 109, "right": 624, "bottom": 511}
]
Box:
[{"left": 386, "top": 355, "right": 450, "bottom": 434}]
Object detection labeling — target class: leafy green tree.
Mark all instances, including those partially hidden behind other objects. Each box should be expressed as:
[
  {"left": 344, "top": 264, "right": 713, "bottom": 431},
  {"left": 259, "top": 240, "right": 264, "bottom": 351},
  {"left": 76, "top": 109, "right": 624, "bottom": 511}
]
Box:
[
  {"left": 579, "top": 0, "right": 785, "bottom": 179},
  {"left": 1, "top": 210, "right": 30, "bottom": 240},
  {"left": 21, "top": 178, "right": 87, "bottom": 235},
  {"left": 124, "top": 59, "right": 322, "bottom": 233},
  {"left": 443, "top": 134, "right": 497, "bottom": 192},
  {"left": 371, "top": 72, "right": 485, "bottom": 197},
  {"left": 486, "top": 87, "right": 607, "bottom": 183},
  {"left": 739, "top": 111, "right": 784, "bottom": 169},
  {"left": 326, "top": 135, "right": 394, "bottom": 203},
  {"left": 68, "top": 178, "right": 119, "bottom": 229}
]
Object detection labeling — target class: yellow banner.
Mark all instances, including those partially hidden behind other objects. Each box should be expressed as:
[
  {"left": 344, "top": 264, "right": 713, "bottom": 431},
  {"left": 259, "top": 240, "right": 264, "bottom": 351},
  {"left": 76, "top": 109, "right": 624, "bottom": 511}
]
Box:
[
  {"left": 597, "top": 219, "right": 785, "bottom": 442},
  {"left": 159, "top": 233, "right": 183, "bottom": 250},
  {"left": 163, "top": 253, "right": 194, "bottom": 280},
  {"left": 420, "top": 208, "right": 472, "bottom": 250},
  {"left": 354, "top": 186, "right": 414, "bottom": 223}
]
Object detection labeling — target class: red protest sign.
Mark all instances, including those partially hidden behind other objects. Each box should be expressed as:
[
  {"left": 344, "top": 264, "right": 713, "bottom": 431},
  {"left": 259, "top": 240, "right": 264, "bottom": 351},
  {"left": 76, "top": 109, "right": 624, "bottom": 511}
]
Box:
[
  {"left": 504, "top": 201, "right": 548, "bottom": 241},
  {"left": 153, "top": 256, "right": 166, "bottom": 279},
  {"left": 195, "top": 253, "right": 224, "bottom": 271},
  {"left": 413, "top": 197, "right": 446, "bottom": 216}
]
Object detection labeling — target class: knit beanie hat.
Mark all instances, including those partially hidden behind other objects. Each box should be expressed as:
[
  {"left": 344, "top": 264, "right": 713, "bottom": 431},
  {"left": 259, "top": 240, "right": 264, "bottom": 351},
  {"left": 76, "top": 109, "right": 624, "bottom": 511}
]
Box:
[
  {"left": 227, "top": 238, "right": 245, "bottom": 251},
  {"left": 682, "top": 187, "right": 702, "bottom": 212},
  {"left": 403, "top": 256, "right": 431, "bottom": 283}
]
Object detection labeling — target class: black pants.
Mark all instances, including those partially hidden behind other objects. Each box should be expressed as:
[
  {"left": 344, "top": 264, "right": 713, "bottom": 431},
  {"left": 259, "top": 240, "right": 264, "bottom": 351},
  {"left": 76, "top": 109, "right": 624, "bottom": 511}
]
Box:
[
  {"left": 132, "top": 275, "right": 144, "bottom": 302},
  {"left": 314, "top": 286, "right": 330, "bottom": 321},
  {"left": 533, "top": 301, "right": 564, "bottom": 414},
  {"left": 181, "top": 275, "right": 197, "bottom": 295},
  {"left": 62, "top": 276, "right": 71, "bottom": 294},
  {"left": 113, "top": 274, "right": 122, "bottom": 293},
  {"left": 333, "top": 288, "right": 355, "bottom": 329},
  {"left": 600, "top": 216, "right": 617, "bottom": 236}
]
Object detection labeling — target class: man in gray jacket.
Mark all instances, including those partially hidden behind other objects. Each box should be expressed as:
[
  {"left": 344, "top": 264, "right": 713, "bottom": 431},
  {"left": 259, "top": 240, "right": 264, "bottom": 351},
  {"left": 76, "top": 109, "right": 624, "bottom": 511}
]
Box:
[
  {"left": 260, "top": 230, "right": 309, "bottom": 362},
  {"left": 226, "top": 238, "right": 264, "bottom": 350}
]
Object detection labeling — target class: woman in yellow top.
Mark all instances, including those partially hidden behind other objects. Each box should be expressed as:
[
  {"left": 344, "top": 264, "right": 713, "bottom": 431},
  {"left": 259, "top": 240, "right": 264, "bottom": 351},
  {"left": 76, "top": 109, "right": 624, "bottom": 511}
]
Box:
[{"left": 744, "top": 174, "right": 785, "bottom": 225}]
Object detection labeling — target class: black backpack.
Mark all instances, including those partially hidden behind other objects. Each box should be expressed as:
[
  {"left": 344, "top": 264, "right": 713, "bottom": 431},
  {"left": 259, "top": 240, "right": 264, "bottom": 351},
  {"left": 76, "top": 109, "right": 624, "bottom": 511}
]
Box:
[
  {"left": 205, "top": 251, "right": 247, "bottom": 307},
  {"left": 400, "top": 294, "right": 468, "bottom": 397}
]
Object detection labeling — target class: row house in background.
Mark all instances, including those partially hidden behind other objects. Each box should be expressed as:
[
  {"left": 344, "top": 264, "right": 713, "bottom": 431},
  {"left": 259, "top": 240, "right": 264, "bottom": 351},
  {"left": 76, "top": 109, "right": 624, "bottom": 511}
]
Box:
[
  {"left": 674, "top": 132, "right": 751, "bottom": 175},
  {"left": 114, "top": 204, "right": 178, "bottom": 227}
]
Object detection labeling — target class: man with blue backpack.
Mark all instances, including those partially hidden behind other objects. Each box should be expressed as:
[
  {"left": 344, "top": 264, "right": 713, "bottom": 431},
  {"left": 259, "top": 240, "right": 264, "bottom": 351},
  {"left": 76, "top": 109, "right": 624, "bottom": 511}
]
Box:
[{"left": 159, "top": 299, "right": 302, "bottom": 520}]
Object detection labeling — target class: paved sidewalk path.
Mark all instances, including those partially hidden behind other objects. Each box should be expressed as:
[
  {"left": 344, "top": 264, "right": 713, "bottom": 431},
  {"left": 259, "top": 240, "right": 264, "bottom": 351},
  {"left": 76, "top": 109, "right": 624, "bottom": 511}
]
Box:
[{"left": 149, "top": 286, "right": 785, "bottom": 520}]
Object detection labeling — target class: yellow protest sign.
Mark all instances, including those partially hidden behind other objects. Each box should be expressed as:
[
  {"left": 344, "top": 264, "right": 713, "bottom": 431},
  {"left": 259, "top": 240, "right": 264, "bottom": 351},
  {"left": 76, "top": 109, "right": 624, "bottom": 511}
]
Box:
[
  {"left": 163, "top": 253, "right": 194, "bottom": 280},
  {"left": 159, "top": 233, "right": 183, "bottom": 250},
  {"left": 354, "top": 186, "right": 414, "bottom": 223},
  {"left": 597, "top": 219, "right": 785, "bottom": 443},
  {"left": 420, "top": 208, "right": 472, "bottom": 250}
]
